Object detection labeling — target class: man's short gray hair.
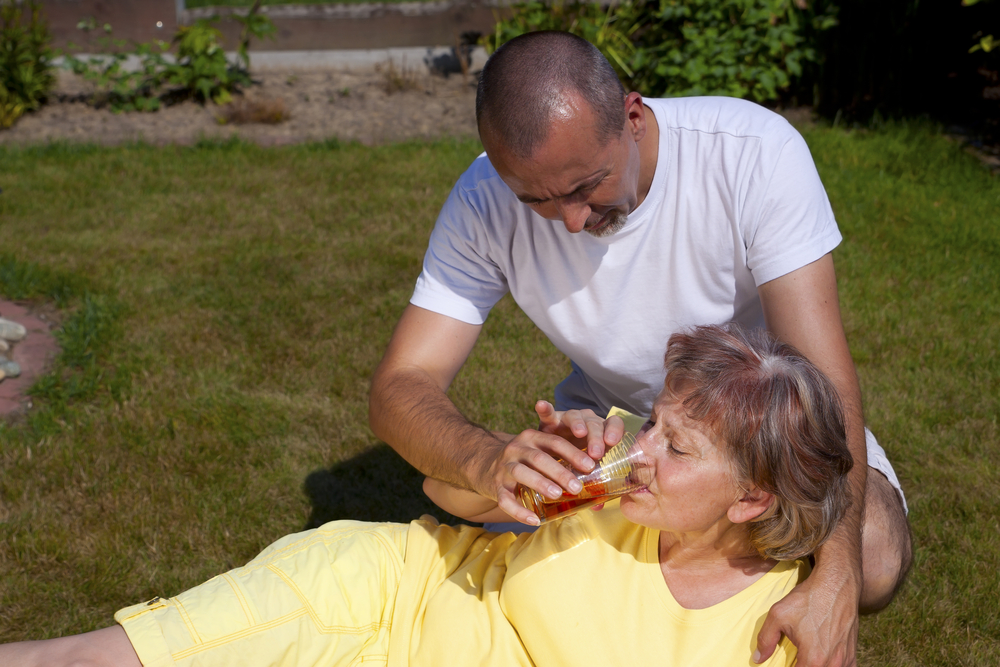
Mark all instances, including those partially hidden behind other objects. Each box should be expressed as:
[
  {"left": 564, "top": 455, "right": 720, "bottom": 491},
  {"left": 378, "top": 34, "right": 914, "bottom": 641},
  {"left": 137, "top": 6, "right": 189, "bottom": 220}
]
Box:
[{"left": 476, "top": 31, "right": 627, "bottom": 159}]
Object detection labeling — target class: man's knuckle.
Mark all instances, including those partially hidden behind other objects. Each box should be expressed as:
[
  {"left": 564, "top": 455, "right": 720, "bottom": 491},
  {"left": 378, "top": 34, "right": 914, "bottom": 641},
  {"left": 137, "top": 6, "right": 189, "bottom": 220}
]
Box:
[{"left": 526, "top": 449, "right": 550, "bottom": 466}]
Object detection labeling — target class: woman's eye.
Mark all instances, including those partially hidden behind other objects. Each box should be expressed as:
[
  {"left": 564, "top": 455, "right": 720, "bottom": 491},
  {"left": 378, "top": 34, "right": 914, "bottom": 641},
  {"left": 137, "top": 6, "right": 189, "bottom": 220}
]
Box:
[{"left": 668, "top": 441, "right": 685, "bottom": 456}]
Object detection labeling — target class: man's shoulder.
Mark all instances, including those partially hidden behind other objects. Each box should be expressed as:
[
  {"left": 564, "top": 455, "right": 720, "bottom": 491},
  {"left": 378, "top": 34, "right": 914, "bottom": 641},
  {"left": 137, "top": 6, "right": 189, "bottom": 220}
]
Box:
[
  {"left": 455, "top": 151, "right": 507, "bottom": 193},
  {"left": 646, "top": 96, "right": 796, "bottom": 141},
  {"left": 436, "top": 151, "right": 528, "bottom": 238}
]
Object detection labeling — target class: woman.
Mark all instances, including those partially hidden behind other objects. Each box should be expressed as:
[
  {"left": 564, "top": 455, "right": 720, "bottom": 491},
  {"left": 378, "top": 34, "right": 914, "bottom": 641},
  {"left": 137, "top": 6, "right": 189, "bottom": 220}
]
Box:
[{"left": 2, "top": 324, "right": 852, "bottom": 667}]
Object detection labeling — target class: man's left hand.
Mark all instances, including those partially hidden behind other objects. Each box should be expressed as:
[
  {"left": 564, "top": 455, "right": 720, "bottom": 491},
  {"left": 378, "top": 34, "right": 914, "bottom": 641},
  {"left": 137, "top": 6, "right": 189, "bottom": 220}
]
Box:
[
  {"left": 535, "top": 400, "right": 624, "bottom": 460},
  {"left": 754, "top": 563, "right": 860, "bottom": 667}
]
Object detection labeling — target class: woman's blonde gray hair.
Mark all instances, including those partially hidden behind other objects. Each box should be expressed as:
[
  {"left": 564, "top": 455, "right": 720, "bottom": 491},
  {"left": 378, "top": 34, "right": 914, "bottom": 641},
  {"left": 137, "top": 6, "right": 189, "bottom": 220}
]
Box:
[{"left": 664, "top": 324, "right": 853, "bottom": 560}]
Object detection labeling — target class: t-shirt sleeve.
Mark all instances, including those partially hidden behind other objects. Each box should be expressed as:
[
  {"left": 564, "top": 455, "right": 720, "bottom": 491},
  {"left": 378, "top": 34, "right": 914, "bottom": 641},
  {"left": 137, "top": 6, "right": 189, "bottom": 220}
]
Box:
[
  {"left": 742, "top": 123, "right": 842, "bottom": 286},
  {"left": 410, "top": 168, "right": 511, "bottom": 326}
]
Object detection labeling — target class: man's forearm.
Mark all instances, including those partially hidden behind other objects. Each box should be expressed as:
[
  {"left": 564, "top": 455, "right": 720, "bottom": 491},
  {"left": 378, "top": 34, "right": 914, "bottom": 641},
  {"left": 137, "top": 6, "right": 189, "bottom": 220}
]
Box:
[
  {"left": 811, "top": 368, "right": 867, "bottom": 590},
  {"left": 369, "top": 365, "right": 509, "bottom": 497}
]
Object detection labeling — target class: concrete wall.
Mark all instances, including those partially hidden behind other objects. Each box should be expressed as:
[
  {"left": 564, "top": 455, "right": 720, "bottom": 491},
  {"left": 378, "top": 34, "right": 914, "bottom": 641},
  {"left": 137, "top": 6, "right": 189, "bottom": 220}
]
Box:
[{"left": 39, "top": 1, "right": 506, "bottom": 52}]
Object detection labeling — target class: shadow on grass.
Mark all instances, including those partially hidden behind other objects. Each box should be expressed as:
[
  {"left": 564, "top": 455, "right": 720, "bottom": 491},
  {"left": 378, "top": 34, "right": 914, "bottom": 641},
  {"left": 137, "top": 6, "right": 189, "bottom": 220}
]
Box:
[{"left": 303, "top": 444, "right": 465, "bottom": 529}]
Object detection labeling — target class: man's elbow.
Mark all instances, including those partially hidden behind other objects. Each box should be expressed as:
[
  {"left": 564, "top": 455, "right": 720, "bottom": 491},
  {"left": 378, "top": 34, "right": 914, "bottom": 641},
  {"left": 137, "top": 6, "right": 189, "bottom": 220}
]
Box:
[{"left": 367, "top": 365, "right": 392, "bottom": 441}]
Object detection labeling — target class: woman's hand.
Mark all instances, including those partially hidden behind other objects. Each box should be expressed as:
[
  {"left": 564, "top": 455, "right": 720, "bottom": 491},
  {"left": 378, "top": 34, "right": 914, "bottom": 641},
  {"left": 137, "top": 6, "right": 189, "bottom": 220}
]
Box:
[{"left": 422, "top": 478, "right": 510, "bottom": 523}]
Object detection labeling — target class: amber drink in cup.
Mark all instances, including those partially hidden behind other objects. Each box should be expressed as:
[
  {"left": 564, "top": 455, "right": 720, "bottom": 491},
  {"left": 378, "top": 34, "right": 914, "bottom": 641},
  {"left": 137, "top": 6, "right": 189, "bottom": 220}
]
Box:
[{"left": 517, "top": 432, "right": 653, "bottom": 523}]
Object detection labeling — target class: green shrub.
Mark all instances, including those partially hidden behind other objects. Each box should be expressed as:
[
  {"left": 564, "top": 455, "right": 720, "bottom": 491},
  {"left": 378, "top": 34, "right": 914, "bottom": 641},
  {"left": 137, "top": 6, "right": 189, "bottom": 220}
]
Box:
[
  {"left": 164, "top": 19, "right": 244, "bottom": 105},
  {"left": 484, "top": 1, "right": 638, "bottom": 77},
  {"left": 486, "top": 0, "right": 838, "bottom": 104},
  {"left": 61, "top": 23, "right": 170, "bottom": 112},
  {"left": 62, "top": 3, "right": 275, "bottom": 112},
  {"left": 0, "top": 0, "right": 55, "bottom": 129},
  {"left": 965, "top": 0, "right": 996, "bottom": 56},
  {"left": 625, "top": 0, "right": 837, "bottom": 102}
]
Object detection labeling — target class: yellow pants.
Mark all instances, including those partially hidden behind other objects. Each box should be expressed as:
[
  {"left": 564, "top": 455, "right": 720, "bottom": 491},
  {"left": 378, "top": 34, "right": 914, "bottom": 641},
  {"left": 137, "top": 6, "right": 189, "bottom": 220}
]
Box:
[{"left": 115, "top": 521, "right": 408, "bottom": 667}]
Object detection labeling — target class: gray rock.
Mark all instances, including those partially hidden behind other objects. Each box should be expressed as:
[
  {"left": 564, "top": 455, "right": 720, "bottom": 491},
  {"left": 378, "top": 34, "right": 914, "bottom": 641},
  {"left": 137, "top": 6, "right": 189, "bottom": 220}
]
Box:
[
  {"left": 0, "top": 317, "right": 27, "bottom": 341},
  {"left": 0, "top": 359, "right": 20, "bottom": 378},
  {"left": 0, "top": 338, "right": 8, "bottom": 352}
]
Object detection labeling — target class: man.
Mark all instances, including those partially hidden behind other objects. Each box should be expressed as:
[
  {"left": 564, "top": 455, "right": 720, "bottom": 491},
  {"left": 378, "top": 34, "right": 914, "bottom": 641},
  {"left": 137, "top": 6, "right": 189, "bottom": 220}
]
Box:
[{"left": 369, "top": 31, "right": 911, "bottom": 666}]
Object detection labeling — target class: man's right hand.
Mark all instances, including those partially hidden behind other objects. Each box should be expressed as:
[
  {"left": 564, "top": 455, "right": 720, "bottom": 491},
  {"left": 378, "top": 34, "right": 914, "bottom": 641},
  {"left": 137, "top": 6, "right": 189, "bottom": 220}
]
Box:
[
  {"left": 371, "top": 306, "right": 626, "bottom": 525},
  {"left": 487, "top": 403, "right": 626, "bottom": 525}
]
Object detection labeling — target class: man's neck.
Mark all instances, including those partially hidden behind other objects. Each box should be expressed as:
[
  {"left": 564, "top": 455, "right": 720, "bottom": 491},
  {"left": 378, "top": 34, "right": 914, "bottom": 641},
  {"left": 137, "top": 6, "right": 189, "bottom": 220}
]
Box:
[{"left": 636, "top": 103, "right": 660, "bottom": 207}]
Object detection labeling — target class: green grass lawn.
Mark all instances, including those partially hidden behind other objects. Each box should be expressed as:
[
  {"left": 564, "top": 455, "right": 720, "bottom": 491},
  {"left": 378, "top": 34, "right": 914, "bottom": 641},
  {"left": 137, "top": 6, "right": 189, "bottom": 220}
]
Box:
[{"left": 0, "top": 124, "right": 998, "bottom": 664}]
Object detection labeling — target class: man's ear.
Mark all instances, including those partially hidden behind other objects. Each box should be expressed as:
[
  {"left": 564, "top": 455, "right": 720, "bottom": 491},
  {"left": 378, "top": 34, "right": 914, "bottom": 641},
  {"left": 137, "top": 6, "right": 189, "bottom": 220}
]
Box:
[
  {"left": 624, "top": 91, "right": 646, "bottom": 141},
  {"left": 728, "top": 486, "right": 774, "bottom": 524}
]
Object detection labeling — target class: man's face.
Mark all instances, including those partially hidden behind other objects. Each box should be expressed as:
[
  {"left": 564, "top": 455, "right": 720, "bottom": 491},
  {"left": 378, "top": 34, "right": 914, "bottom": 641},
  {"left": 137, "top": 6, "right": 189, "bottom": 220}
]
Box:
[{"left": 483, "top": 92, "right": 646, "bottom": 238}]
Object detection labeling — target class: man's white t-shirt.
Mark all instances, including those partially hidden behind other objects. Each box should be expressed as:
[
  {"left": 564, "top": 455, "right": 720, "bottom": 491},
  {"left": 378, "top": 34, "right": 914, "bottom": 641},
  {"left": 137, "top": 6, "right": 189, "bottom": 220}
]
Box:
[{"left": 411, "top": 96, "right": 842, "bottom": 417}]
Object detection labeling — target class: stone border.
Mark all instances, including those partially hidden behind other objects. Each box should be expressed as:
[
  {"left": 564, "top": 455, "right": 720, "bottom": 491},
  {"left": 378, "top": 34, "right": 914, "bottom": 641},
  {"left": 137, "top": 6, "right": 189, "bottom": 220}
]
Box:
[{"left": 0, "top": 301, "right": 60, "bottom": 418}]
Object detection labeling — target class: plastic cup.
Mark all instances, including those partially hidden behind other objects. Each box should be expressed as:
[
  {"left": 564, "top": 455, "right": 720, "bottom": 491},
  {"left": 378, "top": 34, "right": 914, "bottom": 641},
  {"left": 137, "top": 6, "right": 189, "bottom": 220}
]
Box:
[{"left": 517, "top": 432, "right": 653, "bottom": 524}]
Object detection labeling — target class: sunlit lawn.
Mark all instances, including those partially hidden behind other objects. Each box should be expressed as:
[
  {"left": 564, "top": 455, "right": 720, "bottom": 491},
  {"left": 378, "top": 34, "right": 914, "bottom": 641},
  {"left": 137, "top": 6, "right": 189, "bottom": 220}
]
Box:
[{"left": 0, "top": 123, "right": 997, "bottom": 665}]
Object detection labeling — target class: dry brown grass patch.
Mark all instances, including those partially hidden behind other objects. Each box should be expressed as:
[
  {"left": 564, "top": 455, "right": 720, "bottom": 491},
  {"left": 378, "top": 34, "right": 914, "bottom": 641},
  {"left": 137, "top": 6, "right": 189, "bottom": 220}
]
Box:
[
  {"left": 217, "top": 96, "right": 290, "bottom": 125},
  {"left": 376, "top": 59, "right": 424, "bottom": 95}
]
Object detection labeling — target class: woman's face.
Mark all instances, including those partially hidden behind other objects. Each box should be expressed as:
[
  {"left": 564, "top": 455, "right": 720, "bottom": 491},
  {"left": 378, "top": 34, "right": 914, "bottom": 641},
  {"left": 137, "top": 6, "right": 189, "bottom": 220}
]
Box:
[{"left": 620, "top": 389, "right": 744, "bottom": 535}]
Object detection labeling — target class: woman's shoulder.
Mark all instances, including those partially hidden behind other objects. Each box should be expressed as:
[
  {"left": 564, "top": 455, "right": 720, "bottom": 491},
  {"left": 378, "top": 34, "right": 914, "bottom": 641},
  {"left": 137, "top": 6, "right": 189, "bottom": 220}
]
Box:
[{"left": 507, "top": 503, "right": 648, "bottom": 568}]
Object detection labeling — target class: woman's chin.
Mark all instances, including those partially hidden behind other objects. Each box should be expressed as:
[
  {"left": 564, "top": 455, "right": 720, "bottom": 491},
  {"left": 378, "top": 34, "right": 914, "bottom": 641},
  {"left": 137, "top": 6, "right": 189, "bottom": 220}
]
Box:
[
  {"left": 619, "top": 492, "right": 646, "bottom": 521},
  {"left": 619, "top": 492, "right": 642, "bottom": 519}
]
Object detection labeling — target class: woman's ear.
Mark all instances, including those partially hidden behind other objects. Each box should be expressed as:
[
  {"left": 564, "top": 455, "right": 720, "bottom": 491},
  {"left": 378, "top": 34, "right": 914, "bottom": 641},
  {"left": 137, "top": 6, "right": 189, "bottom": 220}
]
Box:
[{"left": 728, "top": 486, "right": 774, "bottom": 524}]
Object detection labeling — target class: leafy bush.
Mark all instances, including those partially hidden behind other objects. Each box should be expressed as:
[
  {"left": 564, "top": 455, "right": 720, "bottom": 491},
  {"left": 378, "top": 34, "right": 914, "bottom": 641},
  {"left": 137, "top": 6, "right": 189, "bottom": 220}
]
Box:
[
  {"left": 484, "top": 2, "right": 638, "bottom": 77},
  {"left": 485, "top": 0, "right": 838, "bottom": 104},
  {"left": 625, "top": 0, "right": 837, "bottom": 102},
  {"left": 965, "top": 0, "right": 996, "bottom": 56},
  {"left": 0, "top": 0, "right": 55, "bottom": 128},
  {"left": 61, "top": 23, "right": 169, "bottom": 112},
  {"left": 62, "top": 3, "right": 275, "bottom": 112},
  {"left": 165, "top": 19, "right": 245, "bottom": 105}
]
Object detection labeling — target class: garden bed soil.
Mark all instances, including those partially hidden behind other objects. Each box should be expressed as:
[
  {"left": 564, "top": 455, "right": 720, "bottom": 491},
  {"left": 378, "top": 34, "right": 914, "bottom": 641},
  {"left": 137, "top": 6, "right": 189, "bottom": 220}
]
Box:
[{"left": 0, "top": 65, "right": 479, "bottom": 147}]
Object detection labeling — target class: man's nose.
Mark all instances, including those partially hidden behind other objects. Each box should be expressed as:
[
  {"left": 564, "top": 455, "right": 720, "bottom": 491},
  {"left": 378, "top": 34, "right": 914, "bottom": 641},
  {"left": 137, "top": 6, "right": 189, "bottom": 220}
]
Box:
[{"left": 555, "top": 199, "right": 591, "bottom": 234}]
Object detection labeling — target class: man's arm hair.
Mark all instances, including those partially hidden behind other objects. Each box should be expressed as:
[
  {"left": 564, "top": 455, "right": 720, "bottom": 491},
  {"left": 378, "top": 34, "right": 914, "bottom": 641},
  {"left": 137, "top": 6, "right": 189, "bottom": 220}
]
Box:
[{"left": 369, "top": 304, "right": 507, "bottom": 497}]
